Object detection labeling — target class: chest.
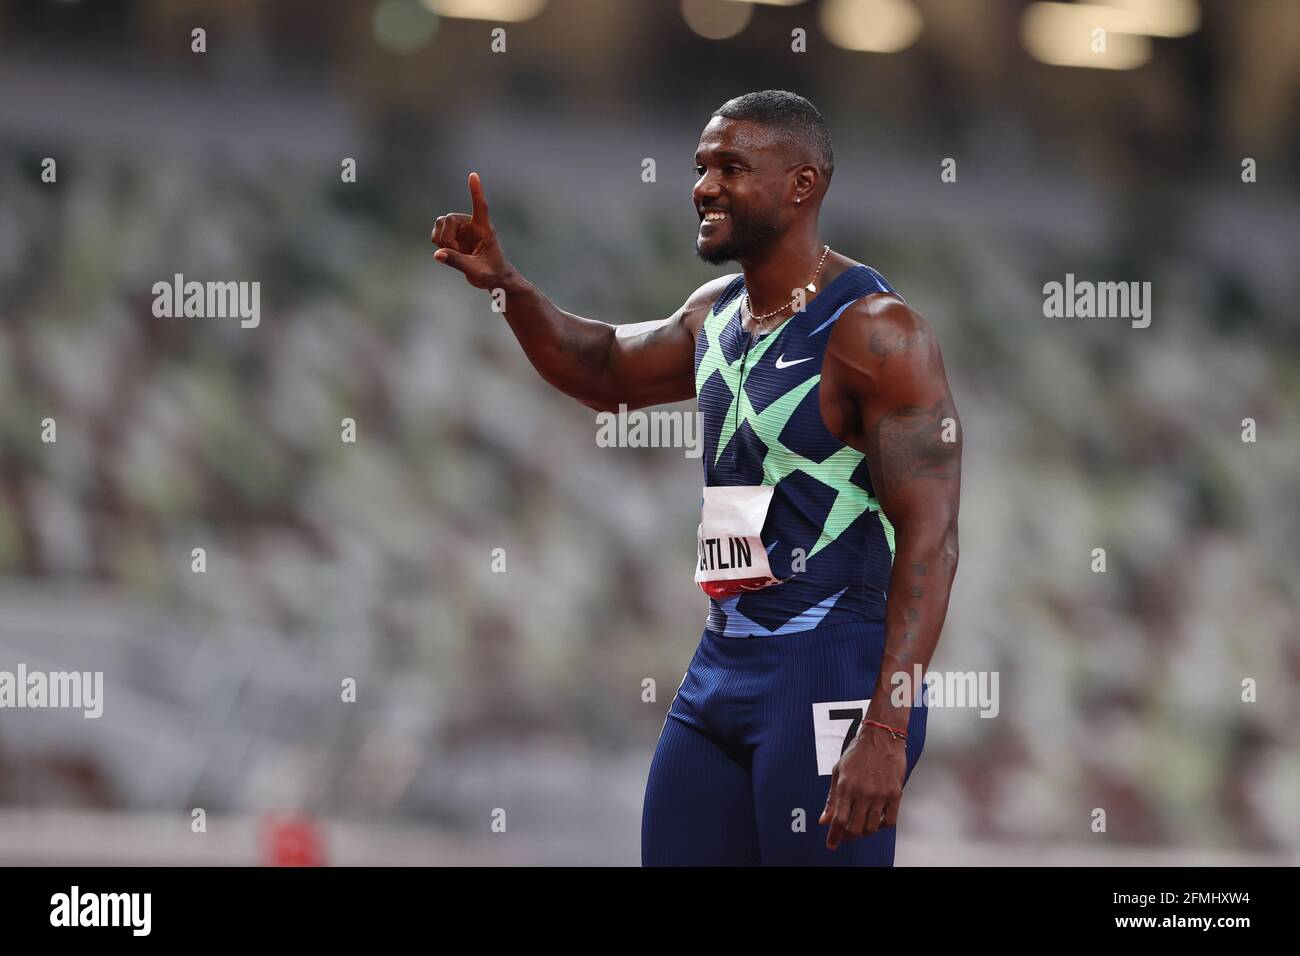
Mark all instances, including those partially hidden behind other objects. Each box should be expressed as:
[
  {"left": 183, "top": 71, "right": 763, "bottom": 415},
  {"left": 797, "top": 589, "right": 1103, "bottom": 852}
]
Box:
[{"left": 697, "top": 322, "right": 858, "bottom": 469}]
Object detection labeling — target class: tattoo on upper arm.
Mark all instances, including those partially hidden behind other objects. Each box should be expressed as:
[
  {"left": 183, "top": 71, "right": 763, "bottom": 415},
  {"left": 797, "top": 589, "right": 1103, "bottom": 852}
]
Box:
[
  {"left": 868, "top": 396, "right": 960, "bottom": 497},
  {"left": 869, "top": 326, "right": 912, "bottom": 357},
  {"left": 562, "top": 322, "right": 612, "bottom": 374}
]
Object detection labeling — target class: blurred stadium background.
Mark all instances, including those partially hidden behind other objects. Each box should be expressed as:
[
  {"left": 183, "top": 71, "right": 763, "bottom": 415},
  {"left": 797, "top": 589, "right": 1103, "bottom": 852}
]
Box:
[{"left": 0, "top": 0, "right": 1297, "bottom": 865}]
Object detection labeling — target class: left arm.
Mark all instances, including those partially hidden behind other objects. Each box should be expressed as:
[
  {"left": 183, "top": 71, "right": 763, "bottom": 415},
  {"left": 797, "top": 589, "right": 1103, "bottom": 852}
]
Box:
[{"left": 818, "top": 293, "right": 962, "bottom": 849}]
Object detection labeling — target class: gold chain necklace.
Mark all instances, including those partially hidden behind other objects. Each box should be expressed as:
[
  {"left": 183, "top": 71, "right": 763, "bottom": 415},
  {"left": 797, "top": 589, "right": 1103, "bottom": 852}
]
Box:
[{"left": 742, "top": 244, "right": 831, "bottom": 333}]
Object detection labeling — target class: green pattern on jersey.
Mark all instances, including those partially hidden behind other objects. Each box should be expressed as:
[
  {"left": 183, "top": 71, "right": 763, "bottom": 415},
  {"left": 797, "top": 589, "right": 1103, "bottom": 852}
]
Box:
[{"left": 695, "top": 295, "right": 896, "bottom": 559}]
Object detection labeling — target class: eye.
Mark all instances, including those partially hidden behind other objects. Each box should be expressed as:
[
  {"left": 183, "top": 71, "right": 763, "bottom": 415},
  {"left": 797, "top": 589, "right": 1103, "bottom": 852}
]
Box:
[
  {"left": 725, "top": 164, "right": 742, "bottom": 175},
  {"left": 694, "top": 165, "right": 705, "bottom": 176}
]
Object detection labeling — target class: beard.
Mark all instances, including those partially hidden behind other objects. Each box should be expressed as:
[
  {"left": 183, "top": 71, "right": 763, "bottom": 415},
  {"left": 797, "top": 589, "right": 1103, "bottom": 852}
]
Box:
[{"left": 694, "top": 203, "right": 785, "bottom": 266}]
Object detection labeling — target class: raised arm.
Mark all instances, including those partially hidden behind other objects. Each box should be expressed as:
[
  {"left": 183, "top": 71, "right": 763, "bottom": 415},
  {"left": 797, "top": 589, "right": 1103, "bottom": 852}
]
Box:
[
  {"left": 432, "top": 172, "right": 731, "bottom": 412},
  {"left": 818, "top": 292, "right": 962, "bottom": 849}
]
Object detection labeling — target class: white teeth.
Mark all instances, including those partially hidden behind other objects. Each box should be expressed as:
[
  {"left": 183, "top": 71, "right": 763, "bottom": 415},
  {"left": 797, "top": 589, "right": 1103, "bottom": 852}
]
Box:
[{"left": 703, "top": 212, "right": 728, "bottom": 222}]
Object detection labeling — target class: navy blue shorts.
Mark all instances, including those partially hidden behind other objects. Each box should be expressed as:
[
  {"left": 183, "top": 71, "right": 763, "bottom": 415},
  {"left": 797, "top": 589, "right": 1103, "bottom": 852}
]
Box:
[{"left": 642, "top": 619, "right": 927, "bottom": 866}]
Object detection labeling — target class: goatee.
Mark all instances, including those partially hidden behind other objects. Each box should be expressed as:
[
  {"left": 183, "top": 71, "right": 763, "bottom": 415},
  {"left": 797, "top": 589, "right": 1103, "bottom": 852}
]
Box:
[{"left": 694, "top": 206, "right": 784, "bottom": 265}]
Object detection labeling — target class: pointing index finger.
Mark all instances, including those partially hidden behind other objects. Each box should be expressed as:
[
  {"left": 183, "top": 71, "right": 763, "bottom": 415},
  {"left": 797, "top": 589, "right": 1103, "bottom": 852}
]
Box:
[{"left": 468, "top": 171, "right": 492, "bottom": 226}]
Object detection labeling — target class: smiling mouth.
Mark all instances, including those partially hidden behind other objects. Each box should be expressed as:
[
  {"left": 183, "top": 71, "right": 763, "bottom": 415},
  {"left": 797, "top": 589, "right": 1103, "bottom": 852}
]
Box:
[{"left": 699, "top": 210, "right": 729, "bottom": 232}]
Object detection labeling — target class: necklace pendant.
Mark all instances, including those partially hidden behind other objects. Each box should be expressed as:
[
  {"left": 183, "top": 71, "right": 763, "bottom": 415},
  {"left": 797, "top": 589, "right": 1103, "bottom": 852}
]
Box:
[{"left": 806, "top": 282, "right": 816, "bottom": 293}]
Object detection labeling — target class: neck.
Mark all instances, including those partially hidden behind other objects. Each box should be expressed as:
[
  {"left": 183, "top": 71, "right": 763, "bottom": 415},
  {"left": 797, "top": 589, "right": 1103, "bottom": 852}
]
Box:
[{"left": 739, "top": 229, "right": 832, "bottom": 318}]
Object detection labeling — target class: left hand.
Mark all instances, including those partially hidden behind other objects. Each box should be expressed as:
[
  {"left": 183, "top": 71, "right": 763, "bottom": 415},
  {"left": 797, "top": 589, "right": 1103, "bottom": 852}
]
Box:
[{"left": 819, "top": 723, "right": 908, "bottom": 849}]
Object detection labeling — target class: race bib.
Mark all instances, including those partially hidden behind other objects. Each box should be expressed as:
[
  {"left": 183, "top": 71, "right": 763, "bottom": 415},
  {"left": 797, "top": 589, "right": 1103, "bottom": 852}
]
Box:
[
  {"left": 695, "top": 485, "right": 784, "bottom": 599},
  {"left": 811, "top": 699, "right": 873, "bottom": 775}
]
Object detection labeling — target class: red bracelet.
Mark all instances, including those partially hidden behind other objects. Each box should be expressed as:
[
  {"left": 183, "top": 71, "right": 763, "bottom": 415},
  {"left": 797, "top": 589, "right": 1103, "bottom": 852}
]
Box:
[{"left": 863, "top": 718, "right": 908, "bottom": 741}]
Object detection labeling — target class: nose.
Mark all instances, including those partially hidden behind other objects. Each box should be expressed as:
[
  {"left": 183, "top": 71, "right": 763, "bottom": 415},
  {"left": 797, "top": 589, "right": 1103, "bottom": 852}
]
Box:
[{"left": 693, "top": 174, "right": 721, "bottom": 207}]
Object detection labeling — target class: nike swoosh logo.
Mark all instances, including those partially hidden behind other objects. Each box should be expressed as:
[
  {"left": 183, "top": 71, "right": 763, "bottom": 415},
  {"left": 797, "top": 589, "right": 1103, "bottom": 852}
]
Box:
[{"left": 774, "top": 354, "right": 814, "bottom": 369}]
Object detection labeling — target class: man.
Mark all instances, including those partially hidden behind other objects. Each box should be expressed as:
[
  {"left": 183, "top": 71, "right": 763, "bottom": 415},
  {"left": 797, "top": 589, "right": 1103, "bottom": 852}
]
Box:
[{"left": 432, "top": 90, "right": 961, "bottom": 866}]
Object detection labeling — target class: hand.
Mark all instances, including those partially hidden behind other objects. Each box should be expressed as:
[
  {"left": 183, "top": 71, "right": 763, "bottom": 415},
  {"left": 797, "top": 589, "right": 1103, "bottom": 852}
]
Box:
[
  {"left": 431, "top": 172, "right": 513, "bottom": 290},
  {"left": 819, "top": 723, "right": 908, "bottom": 850}
]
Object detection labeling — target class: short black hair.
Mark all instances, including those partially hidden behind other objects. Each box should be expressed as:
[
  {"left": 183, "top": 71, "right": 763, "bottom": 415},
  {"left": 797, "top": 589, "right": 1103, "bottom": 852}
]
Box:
[{"left": 711, "top": 90, "right": 834, "bottom": 179}]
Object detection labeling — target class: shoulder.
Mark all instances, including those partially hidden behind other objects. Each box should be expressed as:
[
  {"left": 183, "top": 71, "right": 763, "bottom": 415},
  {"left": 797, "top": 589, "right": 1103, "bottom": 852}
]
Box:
[
  {"left": 680, "top": 273, "right": 742, "bottom": 335},
  {"left": 828, "top": 292, "right": 940, "bottom": 368},
  {"left": 824, "top": 293, "right": 952, "bottom": 410}
]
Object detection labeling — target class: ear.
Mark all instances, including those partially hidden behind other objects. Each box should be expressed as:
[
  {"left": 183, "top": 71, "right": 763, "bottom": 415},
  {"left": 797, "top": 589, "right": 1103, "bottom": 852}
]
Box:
[{"left": 793, "top": 163, "right": 821, "bottom": 202}]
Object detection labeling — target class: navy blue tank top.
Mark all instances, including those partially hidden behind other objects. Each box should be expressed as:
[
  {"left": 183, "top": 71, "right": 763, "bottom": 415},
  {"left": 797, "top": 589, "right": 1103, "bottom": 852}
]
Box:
[{"left": 693, "top": 264, "right": 900, "bottom": 636}]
